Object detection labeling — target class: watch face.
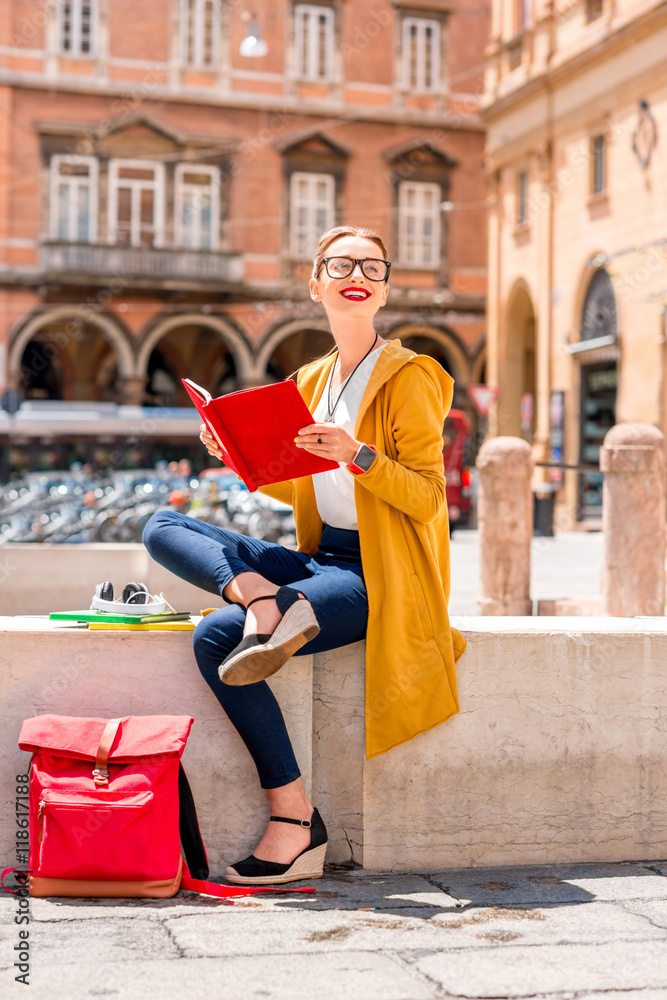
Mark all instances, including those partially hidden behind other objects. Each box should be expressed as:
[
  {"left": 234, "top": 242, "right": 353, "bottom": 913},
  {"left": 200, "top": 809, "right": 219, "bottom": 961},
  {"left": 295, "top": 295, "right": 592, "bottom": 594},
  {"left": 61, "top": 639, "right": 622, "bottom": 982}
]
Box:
[{"left": 356, "top": 445, "right": 376, "bottom": 472}]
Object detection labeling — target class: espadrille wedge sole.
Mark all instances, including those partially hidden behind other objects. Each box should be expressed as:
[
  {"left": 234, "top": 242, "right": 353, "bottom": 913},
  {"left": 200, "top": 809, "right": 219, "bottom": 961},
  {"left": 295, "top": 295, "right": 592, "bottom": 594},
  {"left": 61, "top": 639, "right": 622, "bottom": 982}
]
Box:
[
  {"left": 219, "top": 597, "right": 320, "bottom": 686},
  {"left": 225, "top": 842, "right": 327, "bottom": 885}
]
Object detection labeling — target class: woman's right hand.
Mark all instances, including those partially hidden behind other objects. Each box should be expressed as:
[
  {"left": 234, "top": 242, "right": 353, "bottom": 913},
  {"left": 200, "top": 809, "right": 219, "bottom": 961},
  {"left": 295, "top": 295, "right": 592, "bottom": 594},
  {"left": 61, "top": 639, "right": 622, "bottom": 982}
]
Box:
[{"left": 199, "top": 423, "right": 223, "bottom": 460}]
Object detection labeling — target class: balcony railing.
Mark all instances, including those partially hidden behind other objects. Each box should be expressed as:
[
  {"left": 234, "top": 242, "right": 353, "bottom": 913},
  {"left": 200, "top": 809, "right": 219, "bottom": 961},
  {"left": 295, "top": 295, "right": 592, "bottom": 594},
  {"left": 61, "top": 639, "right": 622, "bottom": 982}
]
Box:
[{"left": 40, "top": 242, "right": 245, "bottom": 284}]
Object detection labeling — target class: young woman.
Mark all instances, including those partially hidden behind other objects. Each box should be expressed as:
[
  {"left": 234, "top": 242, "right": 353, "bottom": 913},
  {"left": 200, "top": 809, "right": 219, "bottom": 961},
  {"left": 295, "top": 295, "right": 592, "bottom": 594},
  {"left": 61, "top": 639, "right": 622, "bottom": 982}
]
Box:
[{"left": 143, "top": 225, "right": 466, "bottom": 885}]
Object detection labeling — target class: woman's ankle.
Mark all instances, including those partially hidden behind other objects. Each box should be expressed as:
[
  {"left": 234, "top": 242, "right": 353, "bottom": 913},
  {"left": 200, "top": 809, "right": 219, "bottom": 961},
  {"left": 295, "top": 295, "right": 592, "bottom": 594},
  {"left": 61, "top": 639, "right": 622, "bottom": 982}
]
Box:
[{"left": 267, "top": 778, "right": 312, "bottom": 821}]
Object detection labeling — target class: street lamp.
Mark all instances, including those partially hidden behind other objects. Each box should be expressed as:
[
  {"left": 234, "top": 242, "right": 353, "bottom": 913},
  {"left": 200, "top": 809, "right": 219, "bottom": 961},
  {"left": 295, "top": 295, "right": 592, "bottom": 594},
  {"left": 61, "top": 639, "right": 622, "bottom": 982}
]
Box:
[{"left": 240, "top": 14, "right": 268, "bottom": 58}]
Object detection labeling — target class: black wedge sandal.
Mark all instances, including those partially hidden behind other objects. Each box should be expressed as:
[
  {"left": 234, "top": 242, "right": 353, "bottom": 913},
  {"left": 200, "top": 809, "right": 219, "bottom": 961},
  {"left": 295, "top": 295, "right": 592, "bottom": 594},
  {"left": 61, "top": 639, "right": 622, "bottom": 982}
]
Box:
[
  {"left": 218, "top": 587, "right": 320, "bottom": 687},
  {"left": 225, "top": 808, "right": 328, "bottom": 885}
]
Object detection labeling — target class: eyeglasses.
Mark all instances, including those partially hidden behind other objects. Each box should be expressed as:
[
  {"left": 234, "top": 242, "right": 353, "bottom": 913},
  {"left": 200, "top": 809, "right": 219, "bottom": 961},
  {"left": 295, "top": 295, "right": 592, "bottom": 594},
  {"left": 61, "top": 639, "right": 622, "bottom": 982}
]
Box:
[{"left": 322, "top": 257, "right": 391, "bottom": 282}]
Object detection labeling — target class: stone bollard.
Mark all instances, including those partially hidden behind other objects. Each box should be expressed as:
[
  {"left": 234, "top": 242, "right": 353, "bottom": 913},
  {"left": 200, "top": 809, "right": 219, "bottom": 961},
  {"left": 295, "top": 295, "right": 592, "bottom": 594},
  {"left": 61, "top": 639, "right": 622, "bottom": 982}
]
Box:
[
  {"left": 601, "top": 423, "right": 666, "bottom": 617},
  {"left": 476, "top": 436, "right": 533, "bottom": 615}
]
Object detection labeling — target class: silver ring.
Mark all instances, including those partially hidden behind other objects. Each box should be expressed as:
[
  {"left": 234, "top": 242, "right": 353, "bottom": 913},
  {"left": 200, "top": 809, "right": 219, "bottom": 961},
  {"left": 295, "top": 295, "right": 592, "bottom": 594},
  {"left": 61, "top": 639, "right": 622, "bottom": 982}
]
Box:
[{"left": 317, "top": 437, "right": 323, "bottom": 444}]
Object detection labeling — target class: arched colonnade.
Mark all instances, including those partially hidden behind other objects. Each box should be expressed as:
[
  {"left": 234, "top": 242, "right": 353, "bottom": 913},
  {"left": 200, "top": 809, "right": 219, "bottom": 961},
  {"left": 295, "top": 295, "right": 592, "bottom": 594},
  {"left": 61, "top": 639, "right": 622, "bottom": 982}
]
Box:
[{"left": 7, "top": 308, "right": 484, "bottom": 407}]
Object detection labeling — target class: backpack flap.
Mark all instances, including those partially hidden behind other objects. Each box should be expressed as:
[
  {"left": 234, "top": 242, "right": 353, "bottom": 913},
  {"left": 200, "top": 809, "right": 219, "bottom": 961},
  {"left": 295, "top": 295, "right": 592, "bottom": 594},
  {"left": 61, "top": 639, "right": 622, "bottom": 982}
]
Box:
[{"left": 18, "top": 714, "right": 194, "bottom": 762}]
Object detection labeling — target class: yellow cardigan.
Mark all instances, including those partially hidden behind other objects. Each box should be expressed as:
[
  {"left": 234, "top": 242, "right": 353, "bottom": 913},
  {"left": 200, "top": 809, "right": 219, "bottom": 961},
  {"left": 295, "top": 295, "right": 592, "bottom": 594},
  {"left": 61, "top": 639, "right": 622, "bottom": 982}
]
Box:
[{"left": 259, "top": 339, "right": 467, "bottom": 758}]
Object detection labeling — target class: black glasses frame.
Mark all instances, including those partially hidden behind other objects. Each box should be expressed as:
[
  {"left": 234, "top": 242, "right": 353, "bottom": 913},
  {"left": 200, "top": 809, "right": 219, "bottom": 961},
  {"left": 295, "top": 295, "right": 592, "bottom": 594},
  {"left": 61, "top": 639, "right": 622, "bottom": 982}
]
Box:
[{"left": 321, "top": 256, "right": 392, "bottom": 282}]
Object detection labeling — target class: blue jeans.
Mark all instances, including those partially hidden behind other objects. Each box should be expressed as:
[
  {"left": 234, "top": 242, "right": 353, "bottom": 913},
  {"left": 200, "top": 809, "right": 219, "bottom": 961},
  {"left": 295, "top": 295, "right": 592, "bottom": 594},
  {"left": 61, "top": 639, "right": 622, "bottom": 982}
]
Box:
[{"left": 143, "top": 509, "right": 368, "bottom": 788}]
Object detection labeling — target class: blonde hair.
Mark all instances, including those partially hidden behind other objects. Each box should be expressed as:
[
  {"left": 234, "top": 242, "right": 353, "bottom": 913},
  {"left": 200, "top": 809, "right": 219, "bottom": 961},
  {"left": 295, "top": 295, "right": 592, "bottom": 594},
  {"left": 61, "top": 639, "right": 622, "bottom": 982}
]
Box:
[{"left": 311, "top": 226, "right": 389, "bottom": 279}]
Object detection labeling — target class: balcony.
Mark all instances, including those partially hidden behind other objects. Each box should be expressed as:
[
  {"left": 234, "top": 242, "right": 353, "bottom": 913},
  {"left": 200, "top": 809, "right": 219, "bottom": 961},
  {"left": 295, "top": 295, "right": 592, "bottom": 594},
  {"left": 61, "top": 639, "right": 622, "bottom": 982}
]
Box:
[{"left": 40, "top": 242, "right": 245, "bottom": 286}]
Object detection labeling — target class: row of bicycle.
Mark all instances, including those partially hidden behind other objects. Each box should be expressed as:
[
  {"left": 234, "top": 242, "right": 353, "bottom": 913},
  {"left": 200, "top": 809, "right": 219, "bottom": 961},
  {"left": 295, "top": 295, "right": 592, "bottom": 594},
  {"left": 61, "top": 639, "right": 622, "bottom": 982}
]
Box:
[{"left": 0, "top": 466, "right": 296, "bottom": 546}]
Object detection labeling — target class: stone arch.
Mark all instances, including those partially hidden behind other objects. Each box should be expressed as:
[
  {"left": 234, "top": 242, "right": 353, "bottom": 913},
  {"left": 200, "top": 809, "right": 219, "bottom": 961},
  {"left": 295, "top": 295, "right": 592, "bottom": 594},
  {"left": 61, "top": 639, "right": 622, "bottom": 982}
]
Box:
[
  {"left": 253, "top": 318, "right": 334, "bottom": 381},
  {"left": 503, "top": 279, "right": 537, "bottom": 438},
  {"left": 387, "top": 323, "right": 467, "bottom": 384},
  {"left": 136, "top": 313, "right": 254, "bottom": 383},
  {"left": 7, "top": 306, "right": 134, "bottom": 384}
]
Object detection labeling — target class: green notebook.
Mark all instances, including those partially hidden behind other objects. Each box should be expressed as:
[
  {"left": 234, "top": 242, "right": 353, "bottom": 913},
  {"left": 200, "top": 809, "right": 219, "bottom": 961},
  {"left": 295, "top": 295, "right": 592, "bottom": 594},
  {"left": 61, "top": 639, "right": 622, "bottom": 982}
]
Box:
[{"left": 49, "top": 610, "right": 191, "bottom": 624}]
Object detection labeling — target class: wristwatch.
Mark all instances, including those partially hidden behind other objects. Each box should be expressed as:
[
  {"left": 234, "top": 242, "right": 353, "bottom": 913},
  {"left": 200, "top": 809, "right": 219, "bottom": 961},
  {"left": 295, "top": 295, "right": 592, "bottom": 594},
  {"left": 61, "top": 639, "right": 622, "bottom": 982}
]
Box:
[{"left": 346, "top": 443, "right": 377, "bottom": 475}]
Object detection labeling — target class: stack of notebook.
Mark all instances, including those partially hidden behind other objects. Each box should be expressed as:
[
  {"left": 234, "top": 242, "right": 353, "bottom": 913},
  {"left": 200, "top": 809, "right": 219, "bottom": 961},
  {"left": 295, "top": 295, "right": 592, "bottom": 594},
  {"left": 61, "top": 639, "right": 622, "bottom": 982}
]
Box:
[{"left": 48, "top": 611, "right": 195, "bottom": 631}]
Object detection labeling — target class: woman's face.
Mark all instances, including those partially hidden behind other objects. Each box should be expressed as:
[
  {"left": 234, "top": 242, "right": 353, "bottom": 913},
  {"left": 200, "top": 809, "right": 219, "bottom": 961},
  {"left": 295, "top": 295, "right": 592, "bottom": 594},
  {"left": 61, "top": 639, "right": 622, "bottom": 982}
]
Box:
[{"left": 309, "top": 236, "right": 390, "bottom": 320}]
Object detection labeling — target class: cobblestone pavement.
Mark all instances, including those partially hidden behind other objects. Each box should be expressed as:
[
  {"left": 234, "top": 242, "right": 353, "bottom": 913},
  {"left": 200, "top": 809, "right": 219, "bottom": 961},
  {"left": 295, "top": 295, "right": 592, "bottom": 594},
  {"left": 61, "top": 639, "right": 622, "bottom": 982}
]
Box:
[
  {"left": 449, "top": 530, "right": 604, "bottom": 616},
  {"left": 2, "top": 860, "right": 667, "bottom": 999}
]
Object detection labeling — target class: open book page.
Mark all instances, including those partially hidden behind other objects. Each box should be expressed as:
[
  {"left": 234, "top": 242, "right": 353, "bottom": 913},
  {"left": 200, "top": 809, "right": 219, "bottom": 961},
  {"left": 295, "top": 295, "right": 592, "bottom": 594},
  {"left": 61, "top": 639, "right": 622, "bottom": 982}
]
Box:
[{"left": 182, "top": 378, "right": 211, "bottom": 404}]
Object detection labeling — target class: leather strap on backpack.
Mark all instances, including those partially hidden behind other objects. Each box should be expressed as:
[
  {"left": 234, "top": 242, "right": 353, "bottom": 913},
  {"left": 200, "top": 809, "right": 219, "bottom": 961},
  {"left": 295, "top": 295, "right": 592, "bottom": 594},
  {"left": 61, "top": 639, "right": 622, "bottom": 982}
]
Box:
[{"left": 93, "top": 717, "right": 123, "bottom": 788}]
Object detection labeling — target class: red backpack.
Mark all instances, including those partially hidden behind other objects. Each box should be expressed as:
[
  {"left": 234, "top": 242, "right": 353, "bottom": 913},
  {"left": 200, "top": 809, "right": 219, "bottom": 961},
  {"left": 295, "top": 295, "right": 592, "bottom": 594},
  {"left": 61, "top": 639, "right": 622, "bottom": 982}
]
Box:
[{"left": 14, "top": 714, "right": 313, "bottom": 900}]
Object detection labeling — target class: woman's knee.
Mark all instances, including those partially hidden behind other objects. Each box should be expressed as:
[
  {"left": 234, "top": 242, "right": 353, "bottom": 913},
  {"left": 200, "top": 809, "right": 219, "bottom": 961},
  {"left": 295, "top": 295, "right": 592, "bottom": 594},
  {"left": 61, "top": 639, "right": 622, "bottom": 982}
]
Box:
[{"left": 142, "top": 508, "right": 183, "bottom": 555}]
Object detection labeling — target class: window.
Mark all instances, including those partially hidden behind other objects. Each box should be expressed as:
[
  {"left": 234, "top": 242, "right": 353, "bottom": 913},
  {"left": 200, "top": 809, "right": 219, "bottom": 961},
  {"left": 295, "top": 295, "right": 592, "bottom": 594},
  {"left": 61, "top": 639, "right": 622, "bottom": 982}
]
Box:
[
  {"left": 592, "top": 135, "right": 606, "bottom": 195},
  {"left": 398, "top": 181, "right": 441, "bottom": 267},
  {"left": 294, "top": 5, "right": 334, "bottom": 81},
  {"left": 517, "top": 170, "right": 528, "bottom": 224},
  {"left": 402, "top": 18, "right": 440, "bottom": 92},
  {"left": 289, "top": 172, "right": 335, "bottom": 258},
  {"left": 50, "top": 155, "right": 98, "bottom": 242},
  {"left": 58, "top": 0, "right": 95, "bottom": 56},
  {"left": 586, "top": 0, "right": 604, "bottom": 22},
  {"left": 515, "top": 0, "right": 532, "bottom": 31},
  {"left": 174, "top": 165, "right": 220, "bottom": 249},
  {"left": 181, "top": 0, "right": 220, "bottom": 69},
  {"left": 108, "top": 160, "right": 165, "bottom": 248}
]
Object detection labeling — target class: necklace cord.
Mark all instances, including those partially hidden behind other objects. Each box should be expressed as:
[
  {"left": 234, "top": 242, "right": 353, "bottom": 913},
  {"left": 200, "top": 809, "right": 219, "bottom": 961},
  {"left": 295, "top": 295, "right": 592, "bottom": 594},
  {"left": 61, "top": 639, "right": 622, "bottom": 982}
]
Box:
[{"left": 325, "top": 333, "right": 379, "bottom": 423}]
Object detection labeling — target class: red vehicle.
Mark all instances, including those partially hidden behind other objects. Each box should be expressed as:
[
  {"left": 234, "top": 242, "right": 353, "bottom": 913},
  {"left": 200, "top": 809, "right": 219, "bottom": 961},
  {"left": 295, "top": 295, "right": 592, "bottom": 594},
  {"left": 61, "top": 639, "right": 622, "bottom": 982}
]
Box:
[{"left": 442, "top": 409, "right": 473, "bottom": 527}]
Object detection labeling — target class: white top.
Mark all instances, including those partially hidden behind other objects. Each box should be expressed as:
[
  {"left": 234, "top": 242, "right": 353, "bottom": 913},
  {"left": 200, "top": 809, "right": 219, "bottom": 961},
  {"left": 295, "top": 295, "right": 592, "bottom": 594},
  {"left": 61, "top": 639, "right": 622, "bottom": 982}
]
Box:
[{"left": 311, "top": 343, "right": 386, "bottom": 530}]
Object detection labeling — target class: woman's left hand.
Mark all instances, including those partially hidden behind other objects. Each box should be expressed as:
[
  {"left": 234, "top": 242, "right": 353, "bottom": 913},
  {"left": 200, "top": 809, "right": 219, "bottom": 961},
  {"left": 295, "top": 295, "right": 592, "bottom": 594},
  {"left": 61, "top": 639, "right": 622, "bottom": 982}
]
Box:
[{"left": 295, "top": 423, "right": 360, "bottom": 465}]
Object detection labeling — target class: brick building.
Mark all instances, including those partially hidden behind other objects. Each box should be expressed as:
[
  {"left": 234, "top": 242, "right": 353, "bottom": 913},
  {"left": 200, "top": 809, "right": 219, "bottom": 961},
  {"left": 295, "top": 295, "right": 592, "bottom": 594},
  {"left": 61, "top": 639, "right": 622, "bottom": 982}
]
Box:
[
  {"left": 0, "top": 0, "right": 487, "bottom": 474},
  {"left": 483, "top": 0, "right": 667, "bottom": 525}
]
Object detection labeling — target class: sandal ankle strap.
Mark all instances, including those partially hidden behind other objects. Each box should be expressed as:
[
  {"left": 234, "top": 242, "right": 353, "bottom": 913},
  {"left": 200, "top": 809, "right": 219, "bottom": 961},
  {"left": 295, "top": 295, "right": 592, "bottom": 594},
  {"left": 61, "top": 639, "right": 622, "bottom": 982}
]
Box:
[
  {"left": 246, "top": 594, "right": 278, "bottom": 611},
  {"left": 269, "top": 814, "right": 312, "bottom": 828}
]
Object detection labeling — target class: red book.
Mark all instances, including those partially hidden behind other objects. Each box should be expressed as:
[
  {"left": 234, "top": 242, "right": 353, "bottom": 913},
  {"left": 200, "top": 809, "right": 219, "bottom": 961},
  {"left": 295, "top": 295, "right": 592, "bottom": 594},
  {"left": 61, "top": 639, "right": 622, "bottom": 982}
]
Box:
[{"left": 182, "top": 378, "right": 339, "bottom": 493}]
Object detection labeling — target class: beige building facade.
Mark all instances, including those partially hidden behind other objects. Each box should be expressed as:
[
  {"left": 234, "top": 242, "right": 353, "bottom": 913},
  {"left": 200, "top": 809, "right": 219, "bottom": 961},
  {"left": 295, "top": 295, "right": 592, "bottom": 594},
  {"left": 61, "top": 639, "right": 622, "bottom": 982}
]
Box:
[{"left": 483, "top": 0, "right": 667, "bottom": 524}]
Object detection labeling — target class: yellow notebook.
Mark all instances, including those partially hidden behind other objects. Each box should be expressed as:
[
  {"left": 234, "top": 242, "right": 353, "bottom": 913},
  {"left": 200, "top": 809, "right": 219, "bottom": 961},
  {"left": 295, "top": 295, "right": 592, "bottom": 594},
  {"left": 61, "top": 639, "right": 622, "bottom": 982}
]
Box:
[{"left": 88, "top": 621, "right": 195, "bottom": 632}]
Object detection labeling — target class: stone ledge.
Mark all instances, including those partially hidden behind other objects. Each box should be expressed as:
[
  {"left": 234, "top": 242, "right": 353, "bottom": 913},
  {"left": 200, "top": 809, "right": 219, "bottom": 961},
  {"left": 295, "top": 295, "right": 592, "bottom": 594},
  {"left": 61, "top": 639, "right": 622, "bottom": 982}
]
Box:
[{"left": 2, "top": 615, "right": 667, "bottom": 875}]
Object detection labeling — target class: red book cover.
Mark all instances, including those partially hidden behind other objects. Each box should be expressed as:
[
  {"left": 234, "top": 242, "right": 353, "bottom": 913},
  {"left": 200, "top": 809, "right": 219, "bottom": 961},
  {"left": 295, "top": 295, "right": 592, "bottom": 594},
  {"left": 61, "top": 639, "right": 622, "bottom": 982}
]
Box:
[{"left": 182, "top": 378, "right": 339, "bottom": 492}]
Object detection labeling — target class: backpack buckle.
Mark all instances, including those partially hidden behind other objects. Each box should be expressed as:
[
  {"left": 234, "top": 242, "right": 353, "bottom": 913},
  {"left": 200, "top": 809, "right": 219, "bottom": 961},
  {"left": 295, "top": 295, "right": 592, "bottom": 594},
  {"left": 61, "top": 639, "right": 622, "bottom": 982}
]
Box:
[{"left": 92, "top": 767, "right": 110, "bottom": 786}]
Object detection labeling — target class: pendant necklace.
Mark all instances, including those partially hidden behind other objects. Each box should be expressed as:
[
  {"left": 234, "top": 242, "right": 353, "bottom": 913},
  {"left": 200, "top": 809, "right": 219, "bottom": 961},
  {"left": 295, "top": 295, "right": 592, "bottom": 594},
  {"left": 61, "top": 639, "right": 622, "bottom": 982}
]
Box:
[{"left": 325, "top": 332, "right": 379, "bottom": 423}]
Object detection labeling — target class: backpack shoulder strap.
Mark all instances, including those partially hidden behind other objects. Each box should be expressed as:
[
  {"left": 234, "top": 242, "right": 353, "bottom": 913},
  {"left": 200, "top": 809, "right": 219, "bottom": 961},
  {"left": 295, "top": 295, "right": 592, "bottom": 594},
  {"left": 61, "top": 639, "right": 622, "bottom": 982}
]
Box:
[{"left": 178, "top": 763, "right": 209, "bottom": 880}]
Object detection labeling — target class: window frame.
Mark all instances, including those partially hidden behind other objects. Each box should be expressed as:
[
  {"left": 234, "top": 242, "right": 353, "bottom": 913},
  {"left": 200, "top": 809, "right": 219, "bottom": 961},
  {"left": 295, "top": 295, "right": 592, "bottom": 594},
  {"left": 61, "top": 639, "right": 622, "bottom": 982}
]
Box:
[
  {"left": 58, "top": 0, "right": 96, "bottom": 58},
  {"left": 289, "top": 171, "right": 336, "bottom": 260},
  {"left": 174, "top": 163, "right": 221, "bottom": 250},
  {"left": 293, "top": 4, "right": 335, "bottom": 82},
  {"left": 107, "top": 159, "right": 166, "bottom": 249},
  {"left": 585, "top": 0, "right": 604, "bottom": 23},
  {"left": 397, "top": 180, "right": 442, "bottom": 269},
  {"left": 516, "top": 170, "right": 529, "bottom": 224},
  {"left": 401, "top": 16, "right": 441, "bottom": 93},
  {"left": 180, "top": 0, "right": 221, "bottom": 70},
  {"left": 591, "top": 134, "right": 606, "bottom": 195},
  {"left": 49, "top": 154, "right": 99, "bottom": 242}
]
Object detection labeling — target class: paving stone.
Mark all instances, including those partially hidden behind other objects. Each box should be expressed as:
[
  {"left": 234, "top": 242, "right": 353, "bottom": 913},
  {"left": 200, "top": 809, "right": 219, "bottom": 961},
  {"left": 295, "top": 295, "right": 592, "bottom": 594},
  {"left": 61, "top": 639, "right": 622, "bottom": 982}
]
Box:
[
  {"left": 30, "top": 953, "right": 434, "bottom": 1000},
  {"left": 29, "top": 917, "right": 179, "bottom": 964},
  {"left": 163, "top": 900, "right": 665, "bottom": 959},
  {"left": 429, "top": 861, "right": 667, "bottom": 907},
  {"left": 270, "top": 872, "right": 460, "bottom": 912},
  {"left": 413, "top": 940, "right": 667, "bottom": 997},
  {"left": 0, "top": 898, "right": 19, "bottom": 924},
  {"left": 621, "top": 899, "right": 667, "bottom": 928},
  {"left": 567, "top": 992, "right": 667, "bottom": 1000},
  {"left": 18, "top": 873, "right": 457, "bottom": 921}
]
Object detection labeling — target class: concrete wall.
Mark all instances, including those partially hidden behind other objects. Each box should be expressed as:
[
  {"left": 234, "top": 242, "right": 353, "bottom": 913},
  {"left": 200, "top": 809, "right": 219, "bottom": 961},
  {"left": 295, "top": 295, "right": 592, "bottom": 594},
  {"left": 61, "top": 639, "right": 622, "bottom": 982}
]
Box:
[
  {"left": 0, "top": 544, "right": 218, "bottom": 617},
  {"left": 2, "top": 615, "right": 667, "bottom": 876}
]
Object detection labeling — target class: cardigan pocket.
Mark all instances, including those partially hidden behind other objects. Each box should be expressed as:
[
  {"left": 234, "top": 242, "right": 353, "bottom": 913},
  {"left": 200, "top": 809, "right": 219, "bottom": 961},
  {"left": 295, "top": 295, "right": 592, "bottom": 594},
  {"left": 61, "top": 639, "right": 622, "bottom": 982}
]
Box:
[{"left": 409, "top": 573, "right": 434, "bottom": 640}]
